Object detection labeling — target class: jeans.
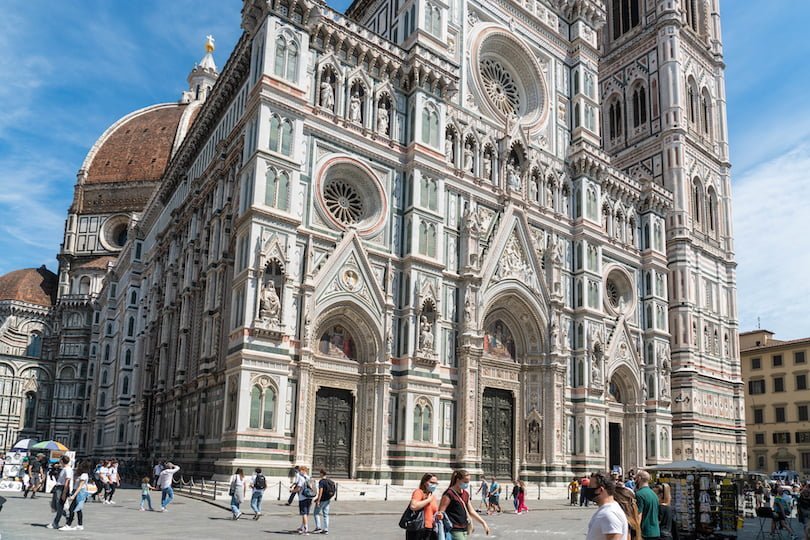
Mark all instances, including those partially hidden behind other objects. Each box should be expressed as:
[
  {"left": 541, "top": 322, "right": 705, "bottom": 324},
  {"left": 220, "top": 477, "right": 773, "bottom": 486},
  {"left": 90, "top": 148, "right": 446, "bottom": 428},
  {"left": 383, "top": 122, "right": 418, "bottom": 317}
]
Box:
[
  {"left": 141, "top": 493, "right": 153, "bottom": 510},
  {"left": 51, "top": 486, "right": 67, "bottom": 527},
  {"left": 250, "top": 490, "right": 264, "bottom": 514},
  {"left": 66, "top": 494, "right": 87, "bottom": 527},
  {"left": 230, "top": 494, "right": 242, "bottom": 516},
  {"left": 161, "top": 486, "right": 174, "bottom": 509},
  {"left": 314, "top": 499, "right": 331, "bottom": 531}
]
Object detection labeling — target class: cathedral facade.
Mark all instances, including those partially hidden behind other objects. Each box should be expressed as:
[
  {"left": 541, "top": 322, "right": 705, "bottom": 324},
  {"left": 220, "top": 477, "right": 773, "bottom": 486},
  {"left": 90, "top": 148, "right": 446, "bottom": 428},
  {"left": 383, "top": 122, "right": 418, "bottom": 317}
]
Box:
[{"left": 1, "top": 0, "right": 744, "bottom": 482}]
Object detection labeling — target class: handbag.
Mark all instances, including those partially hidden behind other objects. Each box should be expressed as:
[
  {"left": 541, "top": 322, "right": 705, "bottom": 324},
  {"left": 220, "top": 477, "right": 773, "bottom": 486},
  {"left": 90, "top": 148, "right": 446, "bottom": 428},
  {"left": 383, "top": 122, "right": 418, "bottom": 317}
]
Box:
[{"left": 398, "top": 504, "right": 425, "bottom": 531}]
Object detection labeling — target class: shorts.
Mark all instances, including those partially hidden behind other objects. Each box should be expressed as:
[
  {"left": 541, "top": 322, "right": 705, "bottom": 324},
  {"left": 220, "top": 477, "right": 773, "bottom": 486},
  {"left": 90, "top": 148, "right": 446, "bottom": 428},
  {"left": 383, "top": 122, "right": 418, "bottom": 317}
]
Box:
[
  {"left": 299, "top": 498, "right": 312, "bottom": 515},
  {"left": 489, "top": 495, "right": 500, "bottom": 504}
]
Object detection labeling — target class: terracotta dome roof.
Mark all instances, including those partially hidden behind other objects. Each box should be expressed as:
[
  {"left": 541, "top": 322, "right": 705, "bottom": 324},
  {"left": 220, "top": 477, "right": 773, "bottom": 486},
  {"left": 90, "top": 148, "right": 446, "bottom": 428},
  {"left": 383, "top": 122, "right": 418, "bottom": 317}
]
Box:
[
  {"left": 0, "top": 267, "right": 58, "bottom": 307},
  {"left": 82, "top": 103, "right": 190, "bottom": 185}
]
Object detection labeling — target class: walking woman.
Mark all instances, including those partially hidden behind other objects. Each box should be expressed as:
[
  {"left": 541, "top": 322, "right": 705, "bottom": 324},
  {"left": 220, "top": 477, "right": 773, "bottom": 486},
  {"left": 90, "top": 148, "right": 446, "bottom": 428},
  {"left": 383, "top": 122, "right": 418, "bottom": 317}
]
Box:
[
  {"left": 516, "top": 481, "right": 528, "bottom": 514},
  {"left": 229, "top": 468, "right": 247, "bottom": 519},
  {"left": 61, "top": 460, "right": 91, "bottom": 531},
  {"left": 613, "top": 485, "right": 641, "bottom": 540},
  {"left": 437, "top": 469, "right": 490, "bottom": 539},
  {"left": 407, "top": 473, "right": 440, "bottom": 540}
]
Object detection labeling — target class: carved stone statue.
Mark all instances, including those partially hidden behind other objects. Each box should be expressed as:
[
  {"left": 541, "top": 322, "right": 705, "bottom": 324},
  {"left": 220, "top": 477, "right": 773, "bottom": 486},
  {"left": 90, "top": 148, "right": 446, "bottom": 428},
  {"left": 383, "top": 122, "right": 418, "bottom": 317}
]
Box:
[
  {"left": 445, "top": 135, "right": 454, "bottom": 163},
  {"left": 528, "top": 420, "right": 541, "bottom": 454},
  {"left": 550, "top": 319, "right": 560, "bottom": 353},
  {"left": 464, "top": 298, "right": 472, "bottom": 324},
  {"left": 591, "top": 354, "right": 601, "bottom": 385},
  {"left": 483, "top": 156, "right": 492, "bottom": 181},
  {"left": 461, "top": 205, "right": 481, "bottom": 268},
  {"left": 507, "top": 162, "right": 521, "bottom": 191},
  {"left": 463, "top": 145, "right": 473, "bottom": 172},
  {"left": 562, "top": 191, "right": 569, "bottom": 215},
  {"left": 546, "top": 182, "right": 554, "bottom": 209},
  {"left": 349, "top": 93, "right": 362, "bottom": 123},
  {"left": 561, "top": 319, "right": 570, "bottom": 352},
  {"left": 320, "top": 80, "right": 334, "bottom": 110},
  {"left": 419, "top": 315, "right": 434, "bottom": 351},
  {"left": 259, "top": 281, "right": 281, "bottom": 323},
  {"left": 377, "top": 106, "right": 389, "bottom": 134}
]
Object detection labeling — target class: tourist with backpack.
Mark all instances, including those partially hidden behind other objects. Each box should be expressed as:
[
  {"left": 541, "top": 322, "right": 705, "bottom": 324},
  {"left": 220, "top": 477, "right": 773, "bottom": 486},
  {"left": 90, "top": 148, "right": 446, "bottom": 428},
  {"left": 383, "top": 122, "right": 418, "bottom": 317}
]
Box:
[
  {"left": 295, "top": 465, "right": 316, "bottom": 535},
  {"left": 313, "top": 469, "right": 336, "bottom": 535},
  {"left": 250, "top": 467, "right": 267, "bottom": 520}
]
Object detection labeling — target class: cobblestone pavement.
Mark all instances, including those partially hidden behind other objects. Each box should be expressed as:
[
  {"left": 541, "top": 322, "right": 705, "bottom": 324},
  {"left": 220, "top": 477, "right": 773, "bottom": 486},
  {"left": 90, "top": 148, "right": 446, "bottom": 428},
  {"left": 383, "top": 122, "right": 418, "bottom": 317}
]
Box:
[{"left": 0, "top": 488, "right": 804, "bottom": 539}]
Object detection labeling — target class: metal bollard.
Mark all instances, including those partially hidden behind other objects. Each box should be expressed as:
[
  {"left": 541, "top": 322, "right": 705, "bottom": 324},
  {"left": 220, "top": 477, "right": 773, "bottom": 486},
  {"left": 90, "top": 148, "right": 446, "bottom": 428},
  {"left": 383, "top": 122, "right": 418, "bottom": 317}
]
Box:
[
  {"left": 214, "top": 480, "right": 218, "bottom": 501},
  {"left": 335, "top": 482, "right": 338, "bottom": 501},
  {"left": 278, "top": 480, "right": 282, "bottom": 501},
  {"left": 537, "top": 482, "right": 541, "bottom": 500},
  {"left": 385, "top": 484, "right": 388, "bottom": 501}
]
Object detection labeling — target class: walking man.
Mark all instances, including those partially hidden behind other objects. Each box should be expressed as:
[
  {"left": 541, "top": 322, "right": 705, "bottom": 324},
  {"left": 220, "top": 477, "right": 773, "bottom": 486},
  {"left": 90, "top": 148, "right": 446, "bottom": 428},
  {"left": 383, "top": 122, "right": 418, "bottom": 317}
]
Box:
[
  {"left": 286, "top": 465, "right": 301, "bottom": 505},
  {"left": 580, "top": 475, "right": 591, "bottom": 507},
  {"left": 24, "top": 453, "right": 45, "bottom": 498},
  {"left": 157, "top": 461, "right": 180, "bottom": 512},
  {"left": 250, "top": 467, "right": 266, "bottom": 520},
  {"left": 312, "top": 469, "right": 335, "bottom": 535},
  {"left": 634, "top": 470, "right": 661, "bottom": 540},
  {"left": 584, "top": 471, "right": 628, "bottom": 540},
  {"left": 47, "top": 456, "right": 74, "bottom": 529}
]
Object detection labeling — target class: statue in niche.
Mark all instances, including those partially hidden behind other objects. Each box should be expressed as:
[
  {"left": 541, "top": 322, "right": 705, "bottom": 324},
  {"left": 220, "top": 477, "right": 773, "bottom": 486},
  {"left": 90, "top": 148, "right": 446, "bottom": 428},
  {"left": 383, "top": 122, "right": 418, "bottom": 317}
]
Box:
[
  {"left": 561, "top": 319, "right": 570, "bottom": 352},
  {"left": 550, "top": 319, "right": 560, "bottom": 353},
  {"left": 562, "top": 190, "right": 569, "bottom": 215},
  {"left": 549, "top": 235, "right": 564, "bottom": 295},
  {"left": 463, "top": 298, "right": 473, "bottom": 324},
  {"left": 377, "top": 105, "right": 389, "bottom": 135},
  {"left": 320, "top": 80, "right": 334, "bottom": 110},
  {"left": 483, "top": 155, "right": 492, "bottom": 181},
  {"left": 528, "top": 420, "right": 541, "bottom": 454},
  {"left": 507, "top": 161, "right": 521, "bottom": 191},
  {"left": 419, "top": 315, "right": 434, "bottom": 351},
  {"left": 445, "top": 135, "right": 454, "bottom": 163},
  {"left": 463, "top": 145, "right": 473, "bottom": 172},
  {"left": 349, "top": 93, "right": 362, "bottom": 123},
  {"left": 259, "top": 279, "right": 281, "bottom": 323},
  {"left": 546, "top": 182, "right": 554, "bottom": 209},
  {"left": 461, "top": 205, "right": 481, "bottom": 268},
  {"left": 591, "top": 356, "right": 601, "bottom": 385},
  {"left": 660, "top": 364, "right": 670, "bottom": 398}
]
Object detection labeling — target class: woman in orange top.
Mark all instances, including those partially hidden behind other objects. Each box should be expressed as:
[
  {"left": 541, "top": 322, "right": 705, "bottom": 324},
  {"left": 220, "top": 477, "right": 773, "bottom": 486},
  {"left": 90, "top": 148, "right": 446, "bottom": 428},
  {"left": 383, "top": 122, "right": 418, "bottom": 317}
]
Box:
[{"left": 407, "top": 473, "right": 440, "bottom": 540}]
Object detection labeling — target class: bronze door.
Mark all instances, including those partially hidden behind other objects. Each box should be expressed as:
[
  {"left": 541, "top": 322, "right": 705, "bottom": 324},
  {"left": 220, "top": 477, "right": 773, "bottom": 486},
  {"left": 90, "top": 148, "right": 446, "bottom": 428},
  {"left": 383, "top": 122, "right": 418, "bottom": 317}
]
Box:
[
  {"left": 312, "top": 387, "right": 353, "bottom": 477},
  {"left": 481, "top": 388, "right": 514, "bottom": 477}
]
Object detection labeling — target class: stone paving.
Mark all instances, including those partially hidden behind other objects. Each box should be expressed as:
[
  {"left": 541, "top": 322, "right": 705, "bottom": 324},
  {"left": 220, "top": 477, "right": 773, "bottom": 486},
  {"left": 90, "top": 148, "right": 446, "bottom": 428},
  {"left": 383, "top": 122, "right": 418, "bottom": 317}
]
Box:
[{"left": 0, "top": 487, "right": 805, "bottom": 539}]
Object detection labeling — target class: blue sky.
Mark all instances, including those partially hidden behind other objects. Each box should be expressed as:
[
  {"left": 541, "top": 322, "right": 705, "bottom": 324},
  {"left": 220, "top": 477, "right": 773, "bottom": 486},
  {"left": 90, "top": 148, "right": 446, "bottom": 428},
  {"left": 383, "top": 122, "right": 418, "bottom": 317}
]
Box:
[{"left": 0, "top": 1, "right": 807, "bottom": 339}]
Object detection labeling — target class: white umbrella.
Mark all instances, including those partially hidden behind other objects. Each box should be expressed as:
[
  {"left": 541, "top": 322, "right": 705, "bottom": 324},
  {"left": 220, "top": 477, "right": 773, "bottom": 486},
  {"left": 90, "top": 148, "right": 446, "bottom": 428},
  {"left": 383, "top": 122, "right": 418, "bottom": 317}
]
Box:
[{"left": 10, "top": 438, "right": 38, "bottom": 451}]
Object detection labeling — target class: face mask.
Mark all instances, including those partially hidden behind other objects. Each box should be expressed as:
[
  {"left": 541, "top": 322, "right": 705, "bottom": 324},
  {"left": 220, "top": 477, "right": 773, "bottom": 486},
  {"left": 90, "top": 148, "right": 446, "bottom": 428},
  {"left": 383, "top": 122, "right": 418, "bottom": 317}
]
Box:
[
  {"left": 460, "top": 482, "right": 470, "bottom": 490},
  {"left": 428, "top": 484, "right": 438, "bottom": 493},
  {"left": 583, "top": 486, "right": 600, "bottom": 502}
]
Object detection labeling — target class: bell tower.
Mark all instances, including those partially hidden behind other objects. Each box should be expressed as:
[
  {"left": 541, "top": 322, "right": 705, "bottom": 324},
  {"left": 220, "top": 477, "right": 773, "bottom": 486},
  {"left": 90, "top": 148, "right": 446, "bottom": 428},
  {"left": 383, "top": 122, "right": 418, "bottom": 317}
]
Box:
[{"left": 599, "top": 0, "right": 745, "bottom": 466}]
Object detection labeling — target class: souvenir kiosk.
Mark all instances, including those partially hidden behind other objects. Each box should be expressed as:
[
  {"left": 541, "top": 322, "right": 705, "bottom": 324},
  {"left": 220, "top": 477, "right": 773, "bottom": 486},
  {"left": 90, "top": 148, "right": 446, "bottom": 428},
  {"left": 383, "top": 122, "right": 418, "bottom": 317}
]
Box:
[{"left": 648, "top": 459, "right": 741, "bottom": 540}]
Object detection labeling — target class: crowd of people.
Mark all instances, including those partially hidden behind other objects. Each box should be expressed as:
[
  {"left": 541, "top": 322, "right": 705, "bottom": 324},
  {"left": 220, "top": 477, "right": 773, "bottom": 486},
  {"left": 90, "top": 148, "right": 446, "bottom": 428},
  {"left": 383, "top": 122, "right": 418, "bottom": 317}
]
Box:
[{"left": 749, "top": 478, "right": 810, "bottom": 539}]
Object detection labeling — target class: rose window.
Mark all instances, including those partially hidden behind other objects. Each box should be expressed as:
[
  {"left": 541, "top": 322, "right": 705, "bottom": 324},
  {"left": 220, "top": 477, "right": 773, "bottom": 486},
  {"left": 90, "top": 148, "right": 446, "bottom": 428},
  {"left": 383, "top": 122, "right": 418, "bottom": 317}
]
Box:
[
  {"left": 479, "top": 58, "right": 521, "bottom": 116},
  {"left": 324, "top": 179, "right": 364, "bottom": 225},
  {"left": 606, "top": 279, "right": 621, "bottom": 308}
]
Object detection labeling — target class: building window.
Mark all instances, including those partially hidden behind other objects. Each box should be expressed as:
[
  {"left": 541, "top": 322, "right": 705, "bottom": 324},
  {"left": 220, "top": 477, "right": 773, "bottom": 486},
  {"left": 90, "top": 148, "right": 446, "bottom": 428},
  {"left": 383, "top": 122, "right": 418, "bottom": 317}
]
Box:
[
  {"left": 751, "top": 357, "right": 761, "bottom": 370},
  {"left": 124, "top": 350, "right": 131, "bottom": 366},
  {"left": 803, "top": 452, "right": 810, "bottom": 471},
  {"left": 420, "top": 177, "right": 438, "bottom": 211},
  {"left": 773, "top": 432, "right": 791, "bottom": 444},
  {"left": 753, "top": 408, "right": 763, "bottom": 424},
  {"left": 440, "top": 401, "right": 455, "bottom": 446},
  {"left": 419, "top": 221, "right": 437, "bottom": 258},
  {"left": 775, "top": 406, "right": 786, "bottom": 423},
  {"left": 422, "top": 106, "right": 440, "bottom": 147},
  {"left": 797, "top": 374, "right": 808, "bottom": 391},
  {"left": 265, "top": 169, "right": 290, "bottom": 210},
  {"left": 796, "top": 351, "right": 806, "bottom": 364},
  {"left": 631, "top": 84, "right": 647, "bottom": 128},
  {"left": 773, "top": 354, "right": 783, "bottom": 367},
  {"left": 269, "top": 115, "right": 293, "bottom": 156},
  {"left": 798, "top": 405, "right": 809, "bottom": 422},
  {"left": 611, "top": 0, "right": 640, "bottom": 40},
  {"left": 425, "top": 2, "right": 441, "bottom": 36},
  {"left": 748, "top": 380, "right": 765, "bottom": 395},
  {"left": 754, "top": 433, "right": 765, "bottom": 445},
  {"left": 24, "top": 392, "right": 37, "bottom": 427},
  {"left": 757, "top": 455, "right": 765, "bottom": 469},
  {"left": 273, "top": 35, "right": 299, "bottom": 82},
  {"left": 413, "top": 402, "right": 432, "bottom": 442},
  {"left": 774, "top": 377, "right": 785, "bottom": 393},
  {"left": 121, "top": 376, "right": 129, "bottom": 396},
  {"left": 249, "top": 384, "right": 277, "bottom": 430},
  {"left": 127, "top": 317, "right": 135, "bottom": 337}
]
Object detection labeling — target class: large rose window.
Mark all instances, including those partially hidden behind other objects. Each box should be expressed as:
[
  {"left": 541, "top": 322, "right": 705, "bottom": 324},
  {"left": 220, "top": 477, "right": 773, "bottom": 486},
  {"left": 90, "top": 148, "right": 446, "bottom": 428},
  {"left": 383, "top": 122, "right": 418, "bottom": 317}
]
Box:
[
  {"left": 315, "top": 156, "right": 387, "bottom": 237},
  {"left": 479, "top": 59, "right": 521, "bottom": 116}
]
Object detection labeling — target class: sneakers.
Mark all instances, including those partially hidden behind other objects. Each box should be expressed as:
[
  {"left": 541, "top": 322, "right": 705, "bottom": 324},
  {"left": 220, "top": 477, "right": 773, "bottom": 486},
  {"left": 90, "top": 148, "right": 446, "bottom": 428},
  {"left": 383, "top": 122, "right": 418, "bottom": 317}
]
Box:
[
  {"left": 253, "top": 512, "right": 261, "bottom": 520},
  {"left": 322, "top": 531, "right": 329, "bottom": 535},
  {"left": 59, "top": 525, "right": 74, "bottom": 531},
  {"left": 312, "top": 529, "right": 323, "bottom": 534},
  {"left": 139, "top": 508, "right": 145, "bottom": 512},
  {"left": 46, "top": 524, "right": 55, "bottom": 529},
  {"left": 75, "top": 526, "right": 84, "bottom": 531},
  {"left": 233, "top": 512, "right": 242, "bottom": 520}
]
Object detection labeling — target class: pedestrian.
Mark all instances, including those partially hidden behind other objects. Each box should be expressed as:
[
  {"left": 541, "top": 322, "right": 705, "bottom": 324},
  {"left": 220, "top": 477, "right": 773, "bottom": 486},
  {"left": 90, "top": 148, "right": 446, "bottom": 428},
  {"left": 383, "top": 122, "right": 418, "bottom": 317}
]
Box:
[
  {"left": 61, "top": 460, "right": 91, "bottom": 531},
  {"left": 47, "top": 455, "right": 74, "bottom": 529},
  {"left": 475, "top": 475, "right": 489, "bottom": 513},
  {"left": 754, "top": 481, "right": 765, "bottom": 508},
  {"left": 569, "top": 477, "right": 580, "bottom": 506},
  {"left": 153, "top": 460, "right": 164, "bottom": 487},
  {"left": 229, "top": 467, "right": 246, "bottom": 519},
  {"left": 105, "top": 459, "right": 120, "bottom": 504},
  {"left": 407, "top": 473, "right": 439, "bottom": 540},
  {"left": 584, "top": 471, "right": 629, "bottom": 540},
  {"left": 249, "top": 467, "right": 267, "bottom": 520},
  {"left": 295, "top": 465, "right": 315, "bottom": 535},
  {"left": 24, "top": 453, "right": 45, "bottom": 498},
  {"left": 487, "top": 476, "right": 501, "bottom": 514},
  {"left": 771, "top": 488, "right": 798, "bottom": 538},
  {"left": 580, "top": 475, "right": 591, "bottom": 507},
  {"left": 511, "top": 479, "right": 520, "bottom": 512},
  {"left": 653, "top": 483, "right": 675, "bottom": 540},
  {"left": 287, "top": 465, "right": 301, "bottom": 506},
  {"left": 614, "top": 485, "right": 641, "bottom": 539},
  {"left": 140, "top": 475, "right": 156, "bottom": 511},
  {"left": 98, "top": 460, "right": 112, "bottom": 503},
  {"left": 437, "top": 469, "right": 490, "bottom": 539},
  {"left": 634, "top": 470, "right": 660, "bottom": 540},
  {"left": 312, "top": 469, "right": 336, "bottom": 535},
  {"left": 516, "top": 481, "right": 528, "bottom": 514},
  {"left": 157, "top": 461, "right": 180, "bottom": 512}
]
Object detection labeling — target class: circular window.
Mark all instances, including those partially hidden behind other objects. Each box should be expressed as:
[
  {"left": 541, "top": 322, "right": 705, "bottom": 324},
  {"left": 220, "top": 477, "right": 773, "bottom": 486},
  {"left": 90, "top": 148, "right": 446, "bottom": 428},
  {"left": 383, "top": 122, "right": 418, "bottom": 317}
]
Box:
[
  {"left": 315, "top": 156, "right": 387, "bottom": 236},
  {"left": 324, "top": 179, "right": 364, "bottom": 225},
  {"left": 479, "top": 59, "right": 521, "bottom": 116},
  {"left": 470, "top": 26, "right": 549, "bottom": 131},
  {"left": 98, "top": 214, "right": 130, "bottom": 252},
  {"left": 604, "top": 268, "right": 635, "bottom": 314}
]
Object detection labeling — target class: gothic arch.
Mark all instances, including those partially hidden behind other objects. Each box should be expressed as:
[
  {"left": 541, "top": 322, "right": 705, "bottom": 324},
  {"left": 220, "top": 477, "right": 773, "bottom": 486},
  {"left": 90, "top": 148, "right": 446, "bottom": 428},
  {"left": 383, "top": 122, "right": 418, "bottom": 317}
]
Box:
[
  {"left": 606, "top": 363, "right": 641, "bottom": 407},
  {"left": 480, "top": 285, "right": 547, "bottom": 359},
  {"left": 311, "top": 301, "right": 384, "bottom": 364}
]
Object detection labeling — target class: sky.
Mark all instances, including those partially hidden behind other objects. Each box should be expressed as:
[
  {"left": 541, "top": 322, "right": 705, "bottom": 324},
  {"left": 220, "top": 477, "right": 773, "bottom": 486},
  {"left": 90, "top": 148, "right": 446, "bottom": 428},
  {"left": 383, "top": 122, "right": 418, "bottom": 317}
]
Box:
[{"left": 0, "top": 1, "right": 807, "bottom": 339}]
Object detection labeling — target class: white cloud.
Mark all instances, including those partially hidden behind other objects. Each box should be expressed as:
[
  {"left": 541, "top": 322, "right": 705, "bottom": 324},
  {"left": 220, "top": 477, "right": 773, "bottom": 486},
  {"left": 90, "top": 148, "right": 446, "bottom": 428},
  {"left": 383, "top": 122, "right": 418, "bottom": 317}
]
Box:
[{"left": 733, "top": 139, "right": 810, "bottom": 340}]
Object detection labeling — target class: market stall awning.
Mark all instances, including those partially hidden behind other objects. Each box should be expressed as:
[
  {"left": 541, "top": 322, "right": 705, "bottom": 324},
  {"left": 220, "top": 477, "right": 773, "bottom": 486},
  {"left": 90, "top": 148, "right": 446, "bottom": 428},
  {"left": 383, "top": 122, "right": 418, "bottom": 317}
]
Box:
[
  {"left": 645, "top": 459, "right": 738, "bottom": 473},
  {"left": 30, "top": 440, "right": 69, "bottom": 452}
]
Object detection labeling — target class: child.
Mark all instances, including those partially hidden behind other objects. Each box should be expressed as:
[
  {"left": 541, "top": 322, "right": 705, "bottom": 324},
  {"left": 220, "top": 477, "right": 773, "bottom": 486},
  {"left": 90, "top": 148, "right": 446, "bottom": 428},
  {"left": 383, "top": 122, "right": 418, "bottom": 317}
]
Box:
[{"left": 140, "top": 476, "right": 155, "bottom": 511}]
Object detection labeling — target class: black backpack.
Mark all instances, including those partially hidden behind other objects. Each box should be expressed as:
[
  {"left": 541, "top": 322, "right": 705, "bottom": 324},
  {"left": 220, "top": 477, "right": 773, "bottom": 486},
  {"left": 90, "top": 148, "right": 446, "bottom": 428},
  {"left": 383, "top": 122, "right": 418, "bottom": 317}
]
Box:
[
  {"left": 254, "top": 474, "right": 267, "bottom": 490},
  {"left": 322, "top": 479, "right": 336, "bottom": 500}
]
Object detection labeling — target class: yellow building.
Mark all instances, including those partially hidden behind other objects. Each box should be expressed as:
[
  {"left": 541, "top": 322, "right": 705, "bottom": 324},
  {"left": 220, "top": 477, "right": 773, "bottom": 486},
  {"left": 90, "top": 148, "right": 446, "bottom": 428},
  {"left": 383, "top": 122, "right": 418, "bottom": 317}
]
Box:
[{"left": 741, "top": 330, "right": 810, "bottom": 476}]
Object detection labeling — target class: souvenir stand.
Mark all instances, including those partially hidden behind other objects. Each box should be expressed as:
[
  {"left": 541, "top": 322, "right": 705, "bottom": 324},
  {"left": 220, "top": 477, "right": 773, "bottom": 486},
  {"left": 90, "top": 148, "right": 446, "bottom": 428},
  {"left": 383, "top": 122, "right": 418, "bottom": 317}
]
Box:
[{"left": 649, "top": 459, "right": 741, "bottom": 540}]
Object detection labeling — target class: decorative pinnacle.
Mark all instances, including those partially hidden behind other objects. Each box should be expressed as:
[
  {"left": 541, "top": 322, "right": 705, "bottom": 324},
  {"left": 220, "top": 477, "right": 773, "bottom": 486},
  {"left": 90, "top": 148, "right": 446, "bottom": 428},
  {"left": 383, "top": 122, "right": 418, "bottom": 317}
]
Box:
[{"left": 205, "top": 35, "right": 215, "bottom": 53}]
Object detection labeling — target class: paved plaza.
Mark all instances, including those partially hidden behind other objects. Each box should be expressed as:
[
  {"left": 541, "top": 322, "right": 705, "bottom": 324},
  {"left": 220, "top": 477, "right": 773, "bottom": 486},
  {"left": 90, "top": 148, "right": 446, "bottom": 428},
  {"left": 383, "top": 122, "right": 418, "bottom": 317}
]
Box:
[{"left": 0, "top": 487, "right": 804, "bottom": 539}]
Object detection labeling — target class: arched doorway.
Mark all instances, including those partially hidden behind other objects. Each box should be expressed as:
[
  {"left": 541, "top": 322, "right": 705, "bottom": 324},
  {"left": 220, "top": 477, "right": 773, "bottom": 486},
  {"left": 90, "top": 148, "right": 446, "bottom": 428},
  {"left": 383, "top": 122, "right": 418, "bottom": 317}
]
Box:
[
  {"left": 606, "top": 367, "right": 640, "bottom": 471},
  {"left": 482, "top": 387, "right": 514, "bottom": 477},
  {"left": 313, "top": 387, "right": 353, "bottom": 477}
]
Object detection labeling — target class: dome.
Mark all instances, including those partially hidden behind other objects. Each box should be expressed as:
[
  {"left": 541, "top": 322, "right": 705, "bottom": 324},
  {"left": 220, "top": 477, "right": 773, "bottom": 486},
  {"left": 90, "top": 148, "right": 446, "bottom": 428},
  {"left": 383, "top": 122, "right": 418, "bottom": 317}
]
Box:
[
  {"left": 81, "top": 102, "right": 199, "bottom": 185},
  {"left": 0, "top": 267, "right": 58, "bottom": 307}
]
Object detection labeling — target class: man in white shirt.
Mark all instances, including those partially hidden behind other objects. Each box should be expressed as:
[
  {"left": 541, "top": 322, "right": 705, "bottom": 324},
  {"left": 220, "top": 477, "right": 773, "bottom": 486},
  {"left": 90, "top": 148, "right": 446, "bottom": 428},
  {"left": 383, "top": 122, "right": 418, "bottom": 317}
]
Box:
[
  {"left": 153, "top": 461, "right": 164, "bottom": 486},
  {"left": 585, "top": 471, "right": 629, "bottom": 540},
  {"left": 47, "top": 456, "right": 74, "bottom": 529},
  {"left": 157, "top": 461, "right": 180, "bottom": 512}
]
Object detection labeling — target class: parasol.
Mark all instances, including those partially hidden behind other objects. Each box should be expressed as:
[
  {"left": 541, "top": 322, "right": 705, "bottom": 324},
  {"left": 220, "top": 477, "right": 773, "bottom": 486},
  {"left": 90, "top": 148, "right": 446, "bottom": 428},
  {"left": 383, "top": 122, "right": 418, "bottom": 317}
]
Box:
[
  {"left": 10, "top": 438, "right": 38, "bottom": 451},
  {"left": 30, "top": 440, "right": 69, "bottom": 452}
]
